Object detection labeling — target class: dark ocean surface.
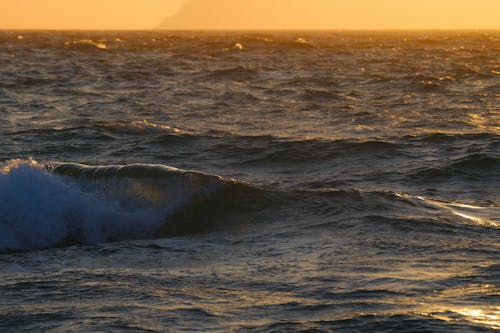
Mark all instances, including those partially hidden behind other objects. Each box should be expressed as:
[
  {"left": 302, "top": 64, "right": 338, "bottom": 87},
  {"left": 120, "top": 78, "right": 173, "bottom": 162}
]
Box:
[{"left": 0, "top": 31, "right": 499, "bottom": 332}]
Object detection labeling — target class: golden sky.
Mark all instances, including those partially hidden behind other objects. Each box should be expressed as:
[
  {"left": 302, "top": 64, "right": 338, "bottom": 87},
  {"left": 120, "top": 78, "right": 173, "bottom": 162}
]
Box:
[
  {"left": 0, "top": 0, "right": 186, "bottom": 30},
  {"left": 1, "top": 0, "right": 499, "bottom": 30}
]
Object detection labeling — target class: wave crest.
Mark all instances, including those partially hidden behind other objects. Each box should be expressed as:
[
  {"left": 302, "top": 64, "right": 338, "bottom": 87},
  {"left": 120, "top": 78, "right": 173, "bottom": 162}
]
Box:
[
  {"left": 100, "top": 120, "right": 185, "bottom": 135},
  {"left": 0, "top": 160, "right": 241, "bottom": 253},
  {"left": 65, "top": 39, "right": 107, "bottom": 50}
]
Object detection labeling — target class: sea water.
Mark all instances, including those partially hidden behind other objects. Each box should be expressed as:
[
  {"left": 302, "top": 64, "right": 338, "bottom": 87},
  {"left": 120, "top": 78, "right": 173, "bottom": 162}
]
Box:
[{"left": 0, "top": 31, "right": 499, "bottom": 332}]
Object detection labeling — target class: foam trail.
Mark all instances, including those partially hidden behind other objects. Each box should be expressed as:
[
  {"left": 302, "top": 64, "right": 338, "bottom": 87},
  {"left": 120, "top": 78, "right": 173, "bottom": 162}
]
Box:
[{"left": 395, "top": 192, "right": 500, "bottom": 227}]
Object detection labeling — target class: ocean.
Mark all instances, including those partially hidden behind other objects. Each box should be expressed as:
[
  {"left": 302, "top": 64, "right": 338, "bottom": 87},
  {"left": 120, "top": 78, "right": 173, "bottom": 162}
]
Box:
[{"left": 0, "top": 31, "right": 499, "bottom": 332}]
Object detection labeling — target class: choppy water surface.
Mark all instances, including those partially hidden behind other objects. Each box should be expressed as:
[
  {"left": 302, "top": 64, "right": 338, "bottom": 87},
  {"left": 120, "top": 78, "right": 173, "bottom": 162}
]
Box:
[{"left": 0, "top": 31, "right": 499, "bottom": 332}]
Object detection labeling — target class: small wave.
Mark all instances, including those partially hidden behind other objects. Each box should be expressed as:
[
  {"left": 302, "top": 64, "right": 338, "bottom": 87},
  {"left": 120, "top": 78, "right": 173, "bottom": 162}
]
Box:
[
  {"left": 482, "top": 82, "right": 500, "bottom": 94},
  {"left": 405, "top": 132, "right": 496, "bottom": 144},
  {"left": 400, "top": 74, "right": 455, "bottom": 93},
  {"left": 238, "top": 138, "right": 402, "bottom": 165},
  {"left": 418, "top": 80, "right": 444, "bottom": 92},
  {"left": 223, "top": 42, "right": 245, "bottom": 52},
  {"left": 65, "top": 39, "right": 107, "bottom": 50},
  {"left": 218, "top": 91, "right": 260, "bottom": 102},
  {"left": 241, "top": 313, "right": 489, "bottom": 332},
  {"left": 241, "top": 35, "right": 274, "bottom": 43},
  {"left": 202, "top": 66, "right": 259, "bottom": 81},
  {"left": 13, "top": 76, "right": 67, "bottom": 87},
  {"left": 100, "top": 120, "right": 185, "bottom": 135},
  {"left": 302, "top": 89, "right": 349, "bottom": 102},
  {"left": 448, "top": 153, "right": 500, "bottom": 172},
  {"left": 310, "top": 188, "right": 500, "bottom": 229},
  {"left": 0, "top": 159, "right": 253, "bottom": 253},
  {"left": 417, "top": 197, "right": 500, "bottom": 227},
  {"left": 294, "top": 37, "right": 314, "bottom": 48},
  {"left": 415, "top": 153, "right": 500, "bottom": 179}
]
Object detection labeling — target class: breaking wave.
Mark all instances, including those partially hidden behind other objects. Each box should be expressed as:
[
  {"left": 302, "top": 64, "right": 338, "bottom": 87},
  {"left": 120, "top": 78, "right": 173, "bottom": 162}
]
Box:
[{"left": 0, "top": 159, "right": 251, "bottom": 253}]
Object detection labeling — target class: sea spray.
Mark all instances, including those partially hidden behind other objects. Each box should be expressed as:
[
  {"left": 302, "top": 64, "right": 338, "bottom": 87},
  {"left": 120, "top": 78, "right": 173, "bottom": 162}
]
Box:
[{"left": 0, "top": 160, "right": 231, "bottom": 252}]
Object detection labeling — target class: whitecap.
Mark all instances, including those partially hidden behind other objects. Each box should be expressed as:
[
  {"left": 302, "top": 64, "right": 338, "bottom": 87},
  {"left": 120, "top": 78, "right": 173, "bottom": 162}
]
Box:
[{"left": 101, "top": 120, "right": 184, "bottom": 135}]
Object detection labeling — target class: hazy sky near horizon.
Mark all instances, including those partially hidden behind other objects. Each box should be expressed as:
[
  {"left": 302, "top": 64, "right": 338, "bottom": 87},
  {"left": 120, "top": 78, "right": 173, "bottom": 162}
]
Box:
[{"left": 1, "top": 0, "right": 499, "bottom": 30}]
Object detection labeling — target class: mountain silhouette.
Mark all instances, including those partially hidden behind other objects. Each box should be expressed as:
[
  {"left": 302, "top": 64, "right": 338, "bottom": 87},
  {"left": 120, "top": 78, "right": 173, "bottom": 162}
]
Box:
[
  {"left": 158, "top": 0, "right": 499, "bottom": 30},
  {"left": 159, "top": 0, "right": 325, "bottom": 30}
]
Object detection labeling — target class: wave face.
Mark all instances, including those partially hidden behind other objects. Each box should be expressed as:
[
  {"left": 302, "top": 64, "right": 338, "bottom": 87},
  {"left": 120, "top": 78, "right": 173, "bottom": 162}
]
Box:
[
  {"left": 0, "top": 160, "right": 244, "bottom": 252},
  {"left": 0, "top": 31, "right": 499, "bottom": 332}
]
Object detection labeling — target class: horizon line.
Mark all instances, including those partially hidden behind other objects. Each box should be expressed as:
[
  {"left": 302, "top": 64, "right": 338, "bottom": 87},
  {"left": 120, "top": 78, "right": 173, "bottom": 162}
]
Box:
[{"left": 1, "top": 28, "right": 500, "bottom": 32}]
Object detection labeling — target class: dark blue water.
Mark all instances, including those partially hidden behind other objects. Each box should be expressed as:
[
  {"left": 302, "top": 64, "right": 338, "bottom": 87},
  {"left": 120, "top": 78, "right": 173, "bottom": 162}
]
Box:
[{"left": 0, "top": 31, "right": 499, "bottom": 332}]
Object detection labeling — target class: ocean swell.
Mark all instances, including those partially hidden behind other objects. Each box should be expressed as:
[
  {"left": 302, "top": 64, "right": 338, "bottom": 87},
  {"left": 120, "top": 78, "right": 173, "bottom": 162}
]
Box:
[{"left": 1, "top": 159, "right": 497, "bottom": 253}]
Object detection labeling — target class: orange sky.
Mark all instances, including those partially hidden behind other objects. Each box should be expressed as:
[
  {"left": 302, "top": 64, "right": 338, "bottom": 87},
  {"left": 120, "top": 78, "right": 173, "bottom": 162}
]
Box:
[
  {"left": 0, "top": 0, "right": 499, "bottom": 30},
  {"left": 0, "top": 0, "right": 186, "bottom": 30}
]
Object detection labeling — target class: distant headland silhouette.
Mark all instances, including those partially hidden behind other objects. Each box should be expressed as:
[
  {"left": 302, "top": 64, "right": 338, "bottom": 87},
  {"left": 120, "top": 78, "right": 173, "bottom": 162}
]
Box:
[
  {"left": 159, "top": 0, "right": 317, "bottom": 30},
  {"left": 158, "top": 0, "right": 499, "bottom": 30}
]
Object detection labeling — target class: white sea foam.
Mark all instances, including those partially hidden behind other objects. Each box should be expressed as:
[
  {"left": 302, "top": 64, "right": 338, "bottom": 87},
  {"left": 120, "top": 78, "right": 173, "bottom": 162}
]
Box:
[
  {"left": 101, "top": 120, "right": 184, "bottom": 135},
  {"left": 0, "top": 159, "right": 224, "bottom": 252}
]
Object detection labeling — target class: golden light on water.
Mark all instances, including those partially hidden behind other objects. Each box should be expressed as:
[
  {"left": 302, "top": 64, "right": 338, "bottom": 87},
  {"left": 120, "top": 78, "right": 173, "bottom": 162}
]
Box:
[
  {"left": 454, "top": 308, "right": 499, "bottom": 328},
  {"left": 424, "top": 306, "right": 500, "bottom": 329},
  {"left": 1, "top": 0, "right": 499, "bottom": 30},
  {"left": 416, "top": 283, "right": 500, "bottom": 330}
]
